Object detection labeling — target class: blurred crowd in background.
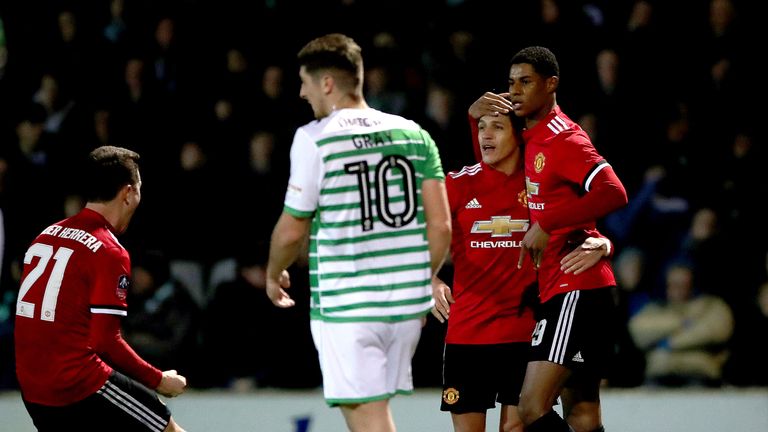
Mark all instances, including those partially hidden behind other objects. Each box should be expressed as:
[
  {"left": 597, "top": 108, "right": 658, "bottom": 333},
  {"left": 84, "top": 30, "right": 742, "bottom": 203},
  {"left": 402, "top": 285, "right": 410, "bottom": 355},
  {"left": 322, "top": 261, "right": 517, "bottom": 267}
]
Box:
[{"left": 0, "top": 0, "right": 766, "bottom": 392}]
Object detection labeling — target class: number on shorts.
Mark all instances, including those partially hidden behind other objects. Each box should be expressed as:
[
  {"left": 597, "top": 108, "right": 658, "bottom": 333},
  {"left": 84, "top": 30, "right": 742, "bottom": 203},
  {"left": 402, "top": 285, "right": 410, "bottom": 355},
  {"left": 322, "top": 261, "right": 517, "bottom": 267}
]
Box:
[
  {"left": 16, "top": 243, "right": 74, "bottom": 322},
  {"left": 531, "top": 319, "right": 547, "bottom": 346}
]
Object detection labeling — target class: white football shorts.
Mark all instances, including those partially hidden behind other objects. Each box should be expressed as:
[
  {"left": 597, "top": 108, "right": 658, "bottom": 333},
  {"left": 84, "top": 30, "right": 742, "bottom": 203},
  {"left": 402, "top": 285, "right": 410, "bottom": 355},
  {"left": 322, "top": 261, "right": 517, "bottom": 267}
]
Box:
[{"left": 310, "top": 318, "right": 423, "bottom": 406}]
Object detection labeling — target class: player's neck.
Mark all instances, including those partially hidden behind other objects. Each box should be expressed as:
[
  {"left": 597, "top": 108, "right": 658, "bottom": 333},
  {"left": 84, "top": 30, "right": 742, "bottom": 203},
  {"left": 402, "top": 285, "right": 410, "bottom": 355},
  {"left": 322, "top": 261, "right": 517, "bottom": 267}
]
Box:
[
  {"left": 85, "top": 202, "right": 124, "bottom": 233},
  {"left": 526, "top": 98, "right": 557, "bottom": 130},
  {"left": 489, "top": 148, "right": 521, "bottom": 175},
  {"left": 331, "top": 92, "right": 368, "bottom": 111}
]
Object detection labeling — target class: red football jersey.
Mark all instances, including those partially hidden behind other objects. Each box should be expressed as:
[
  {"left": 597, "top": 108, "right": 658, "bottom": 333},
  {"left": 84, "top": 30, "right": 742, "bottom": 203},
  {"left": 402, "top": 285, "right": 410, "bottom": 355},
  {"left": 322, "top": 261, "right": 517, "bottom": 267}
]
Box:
[
  {"left": 445, "top": 162, "right": 536, "bottom": 344},
  {"left": 15, "top": 209, "right": 134, "bottom": 405},
  {"left": 522, "top": 106, "right": 616, "bottom": 302}
]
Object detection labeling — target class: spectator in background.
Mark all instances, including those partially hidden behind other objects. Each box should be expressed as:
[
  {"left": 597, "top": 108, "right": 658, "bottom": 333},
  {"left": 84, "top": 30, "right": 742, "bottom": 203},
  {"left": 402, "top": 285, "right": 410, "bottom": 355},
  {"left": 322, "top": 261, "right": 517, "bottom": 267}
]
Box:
[
  {"left": 123, "top": 249, "right": 201, "bottom": 383},
  {"left": 32, "top": 72, "right": 75, "bottom": 136},
  {"left": 629, "top": 262, "right": 734, "bottom": 387},
  {"left": 49, "top": 9, "right": 91, "bottom": 100},
  {"left": 111, "top": 57, "right": 163, "bottom": 167},
  {"left": 725, "top": 277, "right": 768, "bottom": 386},
  {"left": 203, "top": 249, "right": 276, "bottom": 390},
  {"left": 204, "top": 248, "right": 321, "bottom": 390},
  {"left": 149, "top": 17, "right": 179, "bottom": 98},
  {"left": 677, "top": 208, "right": 729, "bottom": 302},
  {"left": 252, "top": 63, "right": 301, "bottom": 149},
  {"left": 103, "top": 0, "right": 127, "bottom": 45},
  {"left": 365, "top": 64, "right": 407, "bottom": 116},
  {"left": 715, "top": 130, "right": 767, "bottom": 293},
  {"left": 0, "top": 155, "right": 14, "bottom": 390},
  {"left": 158, "top": 140, "right": 217, "bottom": 303},
  {"left": 231, "top": 130, "right": 285, "bottom": 244},
  {"left": 608, "top": 247, "right": 648, "bottom": 387},
  {"left": 417, "top": 82, "right": 473, "bottom": 172},
  {"left": 3, "top": 104, "right": 62, "bottom": 258},
  {"left": 216, "top": 47, "right": 257, "bottom": 111}
]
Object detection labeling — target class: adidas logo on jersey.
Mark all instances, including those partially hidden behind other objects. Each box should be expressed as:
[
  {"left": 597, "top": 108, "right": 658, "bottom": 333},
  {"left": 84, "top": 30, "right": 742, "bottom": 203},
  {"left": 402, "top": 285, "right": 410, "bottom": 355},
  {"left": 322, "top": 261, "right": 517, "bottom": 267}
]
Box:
[
  {"left": 572, "top": 351, "right": 584, "bottom": 363},
  {"left": 465, "top": 198, "right": 482, "bottom": 209}
]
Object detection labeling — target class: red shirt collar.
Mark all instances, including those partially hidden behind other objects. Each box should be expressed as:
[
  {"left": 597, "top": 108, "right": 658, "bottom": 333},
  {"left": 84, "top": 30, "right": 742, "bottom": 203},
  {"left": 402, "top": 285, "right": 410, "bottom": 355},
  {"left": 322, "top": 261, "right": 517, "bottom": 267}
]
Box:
[{"left": 79, "top": 207, "right": 117, "bottom": 233}]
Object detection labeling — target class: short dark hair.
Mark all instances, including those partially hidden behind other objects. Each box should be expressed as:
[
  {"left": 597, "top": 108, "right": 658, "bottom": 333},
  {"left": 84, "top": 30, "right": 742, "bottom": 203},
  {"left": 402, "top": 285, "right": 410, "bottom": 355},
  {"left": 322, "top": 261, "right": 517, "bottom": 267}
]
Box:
[
  {"left": 83, "top": 146, "right": 140, "bottom": 202},
  {"left": 510, "top": 46, "right": 560, "bottom": 78},
  {"left": 297, "top": 33, "right": 363, "bottom": 89}
]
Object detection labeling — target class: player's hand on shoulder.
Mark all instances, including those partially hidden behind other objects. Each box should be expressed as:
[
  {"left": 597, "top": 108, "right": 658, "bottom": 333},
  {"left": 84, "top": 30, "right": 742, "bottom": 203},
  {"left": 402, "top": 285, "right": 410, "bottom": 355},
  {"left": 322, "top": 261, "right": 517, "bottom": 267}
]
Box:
[
  {"left": 157, "top": 370, "right": 187, "bottom": 398},
  {"left": 468, "top": 92, "right": 513, "bottom": 119}
]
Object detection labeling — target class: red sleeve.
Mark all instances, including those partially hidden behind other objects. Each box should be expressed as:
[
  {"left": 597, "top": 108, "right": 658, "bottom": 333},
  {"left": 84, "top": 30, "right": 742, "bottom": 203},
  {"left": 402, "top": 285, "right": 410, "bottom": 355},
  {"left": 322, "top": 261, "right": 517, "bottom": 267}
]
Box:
[
  {"left": 605, "top": 236, "right": 615, "bottom": 258},
  {"left": 469, "top": 113, "right": 481, "bottom": 163},
  {"left": 91, "top": 314, "right": 163, "bottom": 389},
  {"left": 538, "top": 166, "right": 628, "bottom": 232}
]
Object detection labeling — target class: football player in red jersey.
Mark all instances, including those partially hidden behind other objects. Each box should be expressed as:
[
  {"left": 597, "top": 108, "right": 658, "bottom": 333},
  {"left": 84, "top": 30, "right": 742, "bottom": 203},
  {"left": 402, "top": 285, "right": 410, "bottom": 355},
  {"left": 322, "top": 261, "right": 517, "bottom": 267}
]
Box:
[
  {"left": 509, "top": 46, "right": 627, "bottom": 432},
  {"left": 15, "top": 146, "right": 187, "bottom": 432},
  {"left": 432, "top": 107, "right": 613, "bottom": 432}
]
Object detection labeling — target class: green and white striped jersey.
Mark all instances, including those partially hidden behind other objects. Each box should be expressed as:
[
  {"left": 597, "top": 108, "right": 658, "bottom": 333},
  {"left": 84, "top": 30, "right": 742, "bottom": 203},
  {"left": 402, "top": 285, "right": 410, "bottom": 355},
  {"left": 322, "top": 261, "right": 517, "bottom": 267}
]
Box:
[{"left": 284, "top": 108, "right": 445, "bottom": 322}]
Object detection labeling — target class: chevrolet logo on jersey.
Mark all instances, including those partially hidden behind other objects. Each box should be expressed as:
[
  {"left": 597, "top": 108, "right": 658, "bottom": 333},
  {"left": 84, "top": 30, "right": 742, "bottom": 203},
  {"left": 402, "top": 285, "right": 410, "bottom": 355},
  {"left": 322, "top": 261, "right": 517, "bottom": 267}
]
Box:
[{"left": 471, "top": 216, "right": 529, "bottom": 237}]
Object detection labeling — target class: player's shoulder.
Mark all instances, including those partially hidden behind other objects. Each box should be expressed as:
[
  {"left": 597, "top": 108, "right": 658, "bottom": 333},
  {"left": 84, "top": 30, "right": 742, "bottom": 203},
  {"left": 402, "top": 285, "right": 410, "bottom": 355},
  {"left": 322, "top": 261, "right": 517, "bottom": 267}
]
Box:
[
  {"left": 73, "top": 219, "right": 127, "bottom": 258},
  {"left": 299, "top": 109, "right": 429, "bottom": 149},
  {"left": 375, "top": 110, "right": 422, "bottom": 131},
  {"left": 543, "top": 111, "right": 591, "bottom": 144},
  {"left": 447, "top": 162, "right": 483, "bottom": 182}
]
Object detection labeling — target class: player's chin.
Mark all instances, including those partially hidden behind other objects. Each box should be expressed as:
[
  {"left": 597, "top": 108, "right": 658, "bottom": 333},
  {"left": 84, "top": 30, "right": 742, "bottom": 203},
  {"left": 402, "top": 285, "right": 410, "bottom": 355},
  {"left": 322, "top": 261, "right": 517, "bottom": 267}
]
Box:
[
  {"left": 481, "top": 153, "right": 497, "bottom": 165},
  {"left": 511, "top": 106, "right": 526, "bottom": 117}
]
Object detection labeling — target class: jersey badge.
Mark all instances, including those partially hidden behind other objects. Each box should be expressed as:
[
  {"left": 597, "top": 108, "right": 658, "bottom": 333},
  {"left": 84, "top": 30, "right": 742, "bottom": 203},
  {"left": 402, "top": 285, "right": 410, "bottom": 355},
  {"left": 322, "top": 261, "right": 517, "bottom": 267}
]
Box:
[
  {"left": 517, "top": 189, "right": 527, "bottom": 207},
  {"left": 117, "top": 274, "right": 130, "bottom": 300},
  {"left": 534, "top": 152, "right": 546, "bottom": 173}
]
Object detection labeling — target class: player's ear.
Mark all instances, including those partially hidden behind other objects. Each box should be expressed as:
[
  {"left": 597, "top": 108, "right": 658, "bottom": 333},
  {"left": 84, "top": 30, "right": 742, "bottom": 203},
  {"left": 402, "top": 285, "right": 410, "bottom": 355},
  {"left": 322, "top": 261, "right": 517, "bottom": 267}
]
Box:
[
  {"left": 321, "top": 73, "right": 335, "bottom": 95},
  {"left": 119, "top": 183, "right": 132, "bottom": 205},
  {"left": 546, "top": 76, "right": 559, "bottom": 93}
]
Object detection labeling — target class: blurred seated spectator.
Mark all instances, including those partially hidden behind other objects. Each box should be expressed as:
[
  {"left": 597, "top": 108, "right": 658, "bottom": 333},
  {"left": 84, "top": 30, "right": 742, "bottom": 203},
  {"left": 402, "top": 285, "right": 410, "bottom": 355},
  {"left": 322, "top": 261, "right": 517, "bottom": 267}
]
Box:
[
  {"left": 202, "top": 248, "right": 322, "bottom": 390},
  {"left": 677, "top": 208, "right": 731, "bottom": 304},
  {"left": 122, "top": 249, "right": 202, "bottom": 382},
  {"left": 724, "top": 268, "right": 768, "bottom": 386},
  {"left": 629, "top": 262, "right": 734, "bottom": 387},
  {"left": 607, "top": 247, "right": 648, "bottom": 387},
  {"left": 201, "top": 249, "right": 276, "bottom": 390}
]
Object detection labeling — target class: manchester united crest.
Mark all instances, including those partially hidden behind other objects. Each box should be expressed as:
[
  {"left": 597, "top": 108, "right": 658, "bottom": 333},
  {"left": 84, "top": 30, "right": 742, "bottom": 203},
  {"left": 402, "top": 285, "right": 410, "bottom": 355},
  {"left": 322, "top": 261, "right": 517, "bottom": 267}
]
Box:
[
  {"left": 517, "top": 189, "right": 528, "bottom": 207},
  {"left": 442, "top": 387, "right": 460, "bottom": 405},
  {"left": 534, "top": 152, "right": 545, "bottom": 173}
]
